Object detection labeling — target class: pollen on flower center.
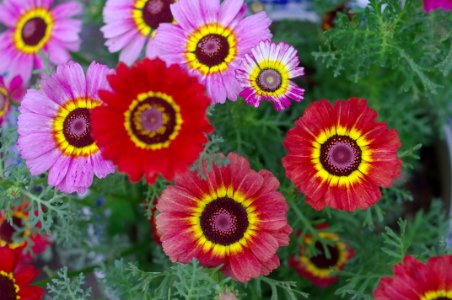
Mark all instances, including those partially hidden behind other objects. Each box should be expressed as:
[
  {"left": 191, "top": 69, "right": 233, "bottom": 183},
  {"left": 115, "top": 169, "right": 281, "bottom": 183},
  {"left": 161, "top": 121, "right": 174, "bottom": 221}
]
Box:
[
  {"left": 195, "top": 34, "right": 230, "bottom": 67},
  {"left": 309, "top": 242, "right": 340, "bottom": 269},
  {"left": 63, "top": 108, "right": 94, "bottom": 148},
  {"left": 257, "top": 68, "right": 282, "bottom": 92},
  {"left": 21, "top": 17, "right": 47, "bottom": 46},
  {"left": 320, "top": 135, "right": 362, "bottom": 176},
  {"left": 0, "top": 217, "right": 24, "bottom": 244},
  {"left": 141, "top": 0, "right": 174, "bottom": 30},
  {"left": 200, "top": 197, "right": 249, "bottom": 245},
  {"left": 0, "top": 272, "right": 18, "bottom": 300}
]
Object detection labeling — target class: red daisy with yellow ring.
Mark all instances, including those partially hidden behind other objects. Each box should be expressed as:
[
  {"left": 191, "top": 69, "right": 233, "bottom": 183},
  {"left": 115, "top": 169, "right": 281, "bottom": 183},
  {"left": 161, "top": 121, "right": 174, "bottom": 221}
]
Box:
[{"left": 282, "top": 98, "right": 402, "bottom": 211}]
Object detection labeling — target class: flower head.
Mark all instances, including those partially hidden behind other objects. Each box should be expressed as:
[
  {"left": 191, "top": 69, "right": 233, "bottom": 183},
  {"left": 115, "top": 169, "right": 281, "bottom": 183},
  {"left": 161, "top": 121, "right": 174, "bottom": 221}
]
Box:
[
  {"left": 423, "top": 0, "right": 452, "bottom": 12},
  {"left": 156, "top": 153, "right": 292, "bottom": 282},
  {"left": 148, "top": 198, "right": 162, "bottom": 244},
  {"left": 18, "top": 61, "right": 115, "bottom": 195},
  {"left": 101, "top": 0, "right": 176, "bottom": 65},
  {"left": 282, "top": 98, "right": 402, "bottom": 211},
  {"left": 0, "top": 207, "right": 50, "bottom": 261},
  {"left": 374, "top": 255, "right": 452, "bottom": 300},
  {"left": 91, "top": 58, "right": 213, "bottom": 184},
  {"left": 235, "top": 40, "right": 304, "bottom": 111},
  {"left": 0, "top": 0, "right": 82, "bottom": 84},
  {"left": 289, "top": 226, "right": 354, "bottom": 288},
  {"left": 0, "top": 246, "right": 44, "bottom": 300},
  {"left": 149, "top": 0, "right": 272, "bottom": 104}
]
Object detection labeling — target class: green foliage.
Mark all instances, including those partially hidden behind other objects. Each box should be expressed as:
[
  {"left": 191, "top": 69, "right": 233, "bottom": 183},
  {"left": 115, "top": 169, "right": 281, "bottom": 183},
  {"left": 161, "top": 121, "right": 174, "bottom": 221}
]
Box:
[{"left": 47, "top": 267, "right": 92, "bottom": 300}]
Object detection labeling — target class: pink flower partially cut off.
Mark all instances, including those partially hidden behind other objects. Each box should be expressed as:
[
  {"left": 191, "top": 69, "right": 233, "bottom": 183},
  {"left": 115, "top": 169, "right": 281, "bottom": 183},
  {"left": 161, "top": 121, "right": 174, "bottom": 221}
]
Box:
[
  {"left": 0, "top": 0, "right": 82, "bottom": 85},
  {"left": 423, "top": 0, "right": 452, "bottom": 12}
]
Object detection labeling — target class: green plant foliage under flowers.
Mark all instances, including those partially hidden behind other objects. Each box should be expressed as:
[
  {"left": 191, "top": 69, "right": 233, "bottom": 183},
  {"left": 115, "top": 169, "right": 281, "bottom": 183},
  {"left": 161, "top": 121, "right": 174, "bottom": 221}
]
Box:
[{"left": 1, "top": 0, "right": 452, "bottom": 299}]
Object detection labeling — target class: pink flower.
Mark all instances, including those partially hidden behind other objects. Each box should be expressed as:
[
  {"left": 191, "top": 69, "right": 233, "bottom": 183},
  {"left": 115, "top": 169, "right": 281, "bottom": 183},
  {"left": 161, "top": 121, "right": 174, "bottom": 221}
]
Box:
[
  {"left": 423, "top": 0, "right": 452, "bottom": 12},
  {"left": 0, "top": 75, "right": 25, "bottom": 125},
  {"left": 101, "top": 0, "right": 176, "bottom": 65},
  {"left": 235, "top": 40, "right": 305, "bottom": 111},
  {"left": 0, "top": 0, "right": 82, "bottom": 84},
  {"left": 149, "top": 0, "right": 272, "bottom": 104},
  {"left": 17, "top": 61, "right": 115, "bottom": 195}
]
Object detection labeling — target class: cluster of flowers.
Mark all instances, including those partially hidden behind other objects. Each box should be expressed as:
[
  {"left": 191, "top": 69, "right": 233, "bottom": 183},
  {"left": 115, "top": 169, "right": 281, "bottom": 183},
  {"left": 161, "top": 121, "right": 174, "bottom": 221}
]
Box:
[{"left": 0, "top": 0, "right": 451, "bottom": 297}]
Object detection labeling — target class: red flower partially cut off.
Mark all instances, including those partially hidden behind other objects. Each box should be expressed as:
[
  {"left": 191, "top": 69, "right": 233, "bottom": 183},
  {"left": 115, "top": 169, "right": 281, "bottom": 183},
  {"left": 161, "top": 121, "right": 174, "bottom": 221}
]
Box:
[
  {"left": 0, "top": 208, "right": 50, "bottom": 262},
  {"left": 289, "top": 227, "right": 354, "bottom": 288},
  {"left": 0, "top": 246, "right": 44, "bottom": 300},
  {"left": 282, "top": 98, "right": 402, "bottom": 211},
  {"left": 91, "top": 58, "right": 214, "bottom": 184},
  {"left": 156, "top": 153, "right": 292, "bottom": 282},
  {"left": 374, "top": 255, "right": 452, "bottom": 300}
]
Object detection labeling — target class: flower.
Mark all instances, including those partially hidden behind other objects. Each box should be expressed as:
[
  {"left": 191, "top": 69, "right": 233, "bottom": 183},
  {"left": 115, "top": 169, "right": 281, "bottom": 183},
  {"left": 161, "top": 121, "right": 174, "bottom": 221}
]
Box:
[
  {"left": 0, "top": 246, "right": 44, "bottom": 300},
  {"left": 321, "top": 5, "right": 354, "bottom": 31},
  {"left": 282, "top": 98, "right": 402, "bottom": 211},
  {"left": 149, "top": 0, "right": 272, "bottom": 104},
  {"left": 0, "top": 207, "right": 50, "bottom": 260},
  {"left": 0, "top": 75, "right": 25, "bottom": 126},
  {"left": 0, "top": 0, "right": 82, "bottom": 85},
  {"left": 156, "top": 153, "right": 292, "bottom": 282},
  {"left": 374, "top": 255, "right": 452, "bottom": 299},
  {"left": 91, "top": 58, "right": 213, "bottom": 184},
  {"left": 423, "top": 0, "right": 452, "bottom": 12},
  {"left": 17, "top": 61, "right": 115, "bottom": 195},
  {"left": 289, "top": 225, "right": 354, "bottom": 288},
  {"left": 235, "top": 40, "right": 304, "bottom": 111},
  {"left": 101, "top": 0, "right": 176, "bottom": 65}
]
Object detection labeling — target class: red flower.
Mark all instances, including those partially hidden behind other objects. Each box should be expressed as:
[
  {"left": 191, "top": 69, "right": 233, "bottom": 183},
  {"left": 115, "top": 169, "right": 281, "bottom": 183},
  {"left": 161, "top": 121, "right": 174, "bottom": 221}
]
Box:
[
  {"left": 156, "top": 153, "right": 292, "bottom": 282},
  {"left": 374, "top": 255, "right": 452, "bottom": 299},
  {"left": 289, "top": 226, "right": 354, "bottom": 288},
  {"left": 282, "top": 98, "right": 402, "bottom": 211},
  {"left": 0, "top": 209, "right": 50, "bottom": 262},
  {"left": 91, "top": 58, "right": 214, "bottom": 184},
  {"left": 0, "top": 247, "right": 44, "bottom": 300}
]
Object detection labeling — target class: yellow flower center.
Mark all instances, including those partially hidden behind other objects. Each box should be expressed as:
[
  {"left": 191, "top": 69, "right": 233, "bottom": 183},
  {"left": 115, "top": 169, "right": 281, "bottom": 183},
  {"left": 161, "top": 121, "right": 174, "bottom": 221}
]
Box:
[{"left": 132, "top": 0, "right": 175, "bottom": 37}]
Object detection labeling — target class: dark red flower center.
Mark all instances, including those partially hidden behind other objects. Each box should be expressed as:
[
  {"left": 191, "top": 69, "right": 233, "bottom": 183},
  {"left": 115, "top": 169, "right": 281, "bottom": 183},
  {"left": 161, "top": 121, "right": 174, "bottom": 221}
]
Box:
[
  {"left": 320, "top": 135, "right": 362, "bottom": 176},
  {"left": 21, "top": 17, "right": 47, "bottom": 46},
  {"left": 195, "top": 34, "right": 230, "bottom": 67},
  {"left": 63, "top": 108, "right": 95, "bottom": 148},
  {"left": 130, "top": 97, "right": 177, "bottom": 146},
  {"left": 257, "top": 69, "right": 282, "bottom": 92},
  {"left": 200, "top": 197, "right": 249, "bottom": 245},
  {"left": 309, "top": 242, "right": 340, "bottom": 269},
  {"left": 433, "top": 298, "right": 452, "bottom": 300},
  {"left": 142, "top": 0, "right": 174, "bottom": 30},
  {"left": 0, "top": 217, "right": 24, "bottom": 244},
  {"left": 0, "top": 273, "right": 17, "bottom": 300}
]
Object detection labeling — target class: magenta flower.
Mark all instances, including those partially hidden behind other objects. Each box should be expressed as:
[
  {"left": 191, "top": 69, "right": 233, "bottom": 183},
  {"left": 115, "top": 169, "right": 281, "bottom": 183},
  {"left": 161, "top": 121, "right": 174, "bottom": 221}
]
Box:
[
  {"left": 149, "top": 0, "right": 272, "bottom": 104},
  {"left": 17, "top": 62, "right": 115, "bottom": 195},
  {"left": 0, "top": 0, "right": 82, "bottom": 84},
  {"left": 236, "top": 40, "right": 304, "bottom": 111},
  {"left": 0, "top": 75, "right": 25, "bottom": 125},
  {"left": 101, "top": 0, "right": 176, "bottom": 65},
  {"left": 423, "top": 0, "right": 452, "bottom": 12}
]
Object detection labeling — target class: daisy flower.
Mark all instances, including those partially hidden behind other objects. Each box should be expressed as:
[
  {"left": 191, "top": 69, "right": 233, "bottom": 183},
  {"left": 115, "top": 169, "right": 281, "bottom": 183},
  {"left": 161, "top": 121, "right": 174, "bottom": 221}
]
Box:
[
  {"left": 0, "top": 246, "right": 44, "bottom": 300},
  {"left": 0, "top": 75, "right": 25, "bottom": 126},
  {"left": 156, "top": 153, "right": 292, "bottom": 282},
  {"left": 91, "top": 58, "right": 214, "bottom": 184},
  {"left": 0, "top": 0, "right": 82, "bottom": 84},
  {"left": 423, "top": 0, "right": 452, "bottom": 12},
  {"left": 17, "top": 61, "right": 115, "bottom": 195},
  {"left": 374, "top": 255, "right": 452, "bottom": 299},
  {"left": 150, "top": 0, "right": 272, "bottom": 104},
  {"left": 235, "top": 40, "right": 304, "bottom": 111},
  {"left": 289, "top": 226, "right": 354, "bottom": 288},
  {"left": 282, "top": 98, "right": 402, "bottom": 211},
  {"left": 0, "top": 207, "right": 50, "bottom": 260},
  {"left": 101, "top": 0, "right": 176, "bottom": 65}
]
